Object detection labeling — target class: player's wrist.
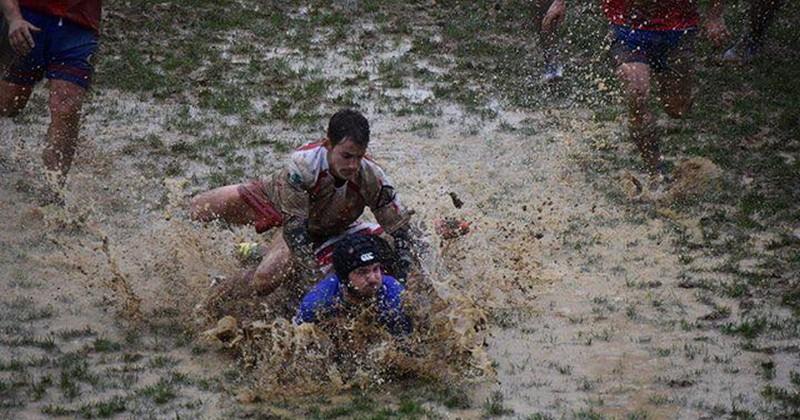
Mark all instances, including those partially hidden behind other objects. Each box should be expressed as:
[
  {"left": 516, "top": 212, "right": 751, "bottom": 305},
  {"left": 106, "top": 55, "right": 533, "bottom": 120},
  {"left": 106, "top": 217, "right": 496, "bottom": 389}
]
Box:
[{"left": 7, "top": 16, "right": 26, "bottom": 29}]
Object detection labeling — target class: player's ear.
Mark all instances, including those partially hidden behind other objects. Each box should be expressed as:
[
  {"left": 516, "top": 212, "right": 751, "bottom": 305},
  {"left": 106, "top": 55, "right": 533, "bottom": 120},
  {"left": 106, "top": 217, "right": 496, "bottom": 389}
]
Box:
[{"left": 323, "top": 137, "right": 333, "bottom": 149}]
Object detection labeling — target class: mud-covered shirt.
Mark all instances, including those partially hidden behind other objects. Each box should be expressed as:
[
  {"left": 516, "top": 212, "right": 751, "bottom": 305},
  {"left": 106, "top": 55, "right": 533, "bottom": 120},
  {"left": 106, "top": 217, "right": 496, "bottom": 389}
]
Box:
[
  {"left": 294, "top": 273, "right": 412, "bottom": 336},
  {"left": 602, "top": 0, "right": 699, "bottom": 31},
  {"left": 264, "top": 141, "right": 411, "bottom": 241}
]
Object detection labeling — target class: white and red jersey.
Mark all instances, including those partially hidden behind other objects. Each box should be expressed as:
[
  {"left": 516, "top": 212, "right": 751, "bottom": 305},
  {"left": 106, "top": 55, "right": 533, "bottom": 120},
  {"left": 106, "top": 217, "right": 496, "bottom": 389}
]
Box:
[{"left": 263, "top": 141, "right": 410, "bottom": 241}]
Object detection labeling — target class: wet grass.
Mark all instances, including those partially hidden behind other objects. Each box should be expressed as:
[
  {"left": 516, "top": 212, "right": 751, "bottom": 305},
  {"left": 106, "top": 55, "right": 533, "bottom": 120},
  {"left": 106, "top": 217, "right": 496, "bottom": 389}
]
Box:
[
  {"left": 0, "top": 335, "right": 58, "bottom": 352},
  {"left": 1, "top": 296, "right": 56, "bottom": 322},
  {"left": 0, "top": 288, "right": 222, "bottom": 418},
  {"left": 138, "top": 378, "right": 178, "bottom": 405},
  {"left": 761, "top": 371, "right": 800, "bottom": 417},
  {"left": 303, "top": 391, "right": 434, "bottom": 419},
  {"left": 92, "top": 337, "right": 123, "bottom": 353},
  {"left": 482, "top": 390, "right": 513, "bottom": 417},
  {"left": 670, "top": 13, "right": 800, "bottom": 343},
  {"left": 99, "top": 1, "right": 362, "bottom": 119},
  {"left": 432, "top": 0, "right": 614, "bottom": 110},
  {"left": 1, "top": 0, "right": 795, "bottom": 417},
  {"left": 57, "top": 326, "right": 96, "bottom": 340},
  {"left": 541, "top": 0, "right": 800, "bottom": 374}
]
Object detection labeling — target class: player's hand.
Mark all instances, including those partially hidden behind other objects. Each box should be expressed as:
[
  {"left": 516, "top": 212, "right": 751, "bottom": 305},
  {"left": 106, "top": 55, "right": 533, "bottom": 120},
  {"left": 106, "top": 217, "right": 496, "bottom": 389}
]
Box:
[
  {"left": 704, "top": 17, "right": 729, "bottom": 48},
  {"left": 541, "top": 0, "right": 566, "bottom": 33},
  {"left": 7, "top": 17, "right": 40, "bottom": 56}
]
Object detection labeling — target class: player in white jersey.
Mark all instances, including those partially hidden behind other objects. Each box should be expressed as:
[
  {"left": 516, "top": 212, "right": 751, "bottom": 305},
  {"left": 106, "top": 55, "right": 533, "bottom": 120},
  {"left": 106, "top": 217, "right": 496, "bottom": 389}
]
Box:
[{"left": 191, "top": 109, "right": 419, "bottom": 308}]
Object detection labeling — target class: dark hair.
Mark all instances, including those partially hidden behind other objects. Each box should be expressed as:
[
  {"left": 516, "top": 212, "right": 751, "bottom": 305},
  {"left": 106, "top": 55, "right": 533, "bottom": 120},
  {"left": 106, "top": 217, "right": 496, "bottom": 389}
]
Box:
[{"left": 327, "top": 109, "right": 370, "bottom": 148}]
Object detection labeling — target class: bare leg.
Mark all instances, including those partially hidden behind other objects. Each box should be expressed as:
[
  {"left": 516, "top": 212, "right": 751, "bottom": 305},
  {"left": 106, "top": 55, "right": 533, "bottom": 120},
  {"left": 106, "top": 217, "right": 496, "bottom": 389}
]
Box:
[
  {"left": 43, "top": 79, "right": 86, "bottom": 188},
  {"left": 617, "top": 62, "right": 663, "bottom": 176},
  {"left": 252, "top": 231, "right": 293, "bottom": 295},
  {"left": 0, "top": 80, "right": 32, "bottom": 117},
  {"left": 534, "top": 0, "right": 557, "bottom": 64},
  {"left": 723, "top": 0, "right": 784, "bottom": 64},
  {"left": 655, "top": 59, "right": 694, "bottom": 120},
  {"left": 204, "top": 231, "right": 293, "bottom": 318},
  {"left": 534, "top": 0, "right": 563, "bottom": 81},
  {"left": 190, "top": 184, "right": 261, "bottom": 225}
]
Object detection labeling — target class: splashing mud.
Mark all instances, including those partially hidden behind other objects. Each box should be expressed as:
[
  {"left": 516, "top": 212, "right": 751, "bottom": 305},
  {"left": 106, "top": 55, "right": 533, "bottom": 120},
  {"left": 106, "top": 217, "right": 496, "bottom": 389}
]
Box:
[
  {"left": 226, "top": 292, "right": 492, "bottom": 398},
  {"left": 196, "top": 236, "right": 495, "bottom": 398},
  {"left": 616, "top": 157, "right": 723, "bottom": 203},
  {"left": 2, "top": 14, "right": 788, "bottom": 412},
  {"left": 2, "top": 110, "right": 494, "bottom": 401},
  {"left": 664, "top": 157, "right": 723, "bottom": 202}
]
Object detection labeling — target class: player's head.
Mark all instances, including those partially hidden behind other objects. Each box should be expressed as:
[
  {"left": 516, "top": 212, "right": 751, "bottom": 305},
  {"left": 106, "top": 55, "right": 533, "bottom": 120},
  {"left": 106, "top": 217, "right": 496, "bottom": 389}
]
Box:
[
  {"left": 333, "top": 234, "right": 382, "bottom": 297},
  {"left": 328, "top": 109, "right": 370, "bottom": 148},
  {"left": 326, "top": 109, "right": 370, "bottom": 181}
]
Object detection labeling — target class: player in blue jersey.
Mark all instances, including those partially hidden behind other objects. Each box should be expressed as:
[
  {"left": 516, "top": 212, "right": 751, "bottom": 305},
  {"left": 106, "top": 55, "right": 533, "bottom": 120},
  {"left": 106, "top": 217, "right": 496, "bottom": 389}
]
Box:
[{"left": 295, "top": 234, "right": 412, "bottom": 337}]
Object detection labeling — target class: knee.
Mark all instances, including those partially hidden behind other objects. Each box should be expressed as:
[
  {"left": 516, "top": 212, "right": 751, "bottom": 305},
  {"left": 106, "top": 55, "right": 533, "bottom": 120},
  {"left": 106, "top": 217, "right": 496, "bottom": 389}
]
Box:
[
  {"left": 190, "top": 194, "right": 212, "bottom": 221},
  {"left": 617, "top": 64, "right": 651, "bottom": 101},
  {"left": 48, "top": 90, "right": 83, "bottom": 118},
  {"left": 253, "top": 264, "right": 282, "bottom": 296},
  {"left": 253, "top": 268, "right": 270, "bottom": 285}
]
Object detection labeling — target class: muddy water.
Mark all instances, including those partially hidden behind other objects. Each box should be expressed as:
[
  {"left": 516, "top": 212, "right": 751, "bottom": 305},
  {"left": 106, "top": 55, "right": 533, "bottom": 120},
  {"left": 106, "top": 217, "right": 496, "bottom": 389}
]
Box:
[
  {"left": 1, "top": 90, "right": 496, "bottom": 409},
  {"left": 369, "top": 108, "right": 768, "bottom": 417},
  {"left": 0, "top": 79, "right": 776, "bottom": 417},
  {"left": 0, "top": 97, "right": 237, "bottom": 417}
]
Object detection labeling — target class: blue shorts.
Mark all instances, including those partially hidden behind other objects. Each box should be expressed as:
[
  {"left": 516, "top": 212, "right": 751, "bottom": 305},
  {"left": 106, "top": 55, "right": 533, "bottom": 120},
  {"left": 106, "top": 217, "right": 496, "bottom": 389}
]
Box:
[
  {"left": 610, "top": 25, "right": 696, "bottom": 74},
  {"left": 3, "top": 7, "right": 98, "bottom": 90}
]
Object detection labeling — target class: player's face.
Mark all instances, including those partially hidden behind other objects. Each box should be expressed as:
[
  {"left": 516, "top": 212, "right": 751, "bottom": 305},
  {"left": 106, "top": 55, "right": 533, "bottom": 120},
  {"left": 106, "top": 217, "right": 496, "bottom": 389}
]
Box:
[
  {"left": 347, "top": 262, "right": 382, "bottom": 297},
  {"left": 328, "top": 138, "right": 366, "bottom": 182}
]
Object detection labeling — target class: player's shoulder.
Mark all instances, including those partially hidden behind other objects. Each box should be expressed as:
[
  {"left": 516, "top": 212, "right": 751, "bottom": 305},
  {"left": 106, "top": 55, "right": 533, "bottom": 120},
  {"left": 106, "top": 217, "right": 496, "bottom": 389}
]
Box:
[
  {"left": 358, "top": 155, "right": 393, "bottom": 189},
  {"left": 381, "top": 275, "right": 404, "bottom": 293},
  {"left": 304, "top": 274, "right": 340, "bottom": 302},
  {"left": 318, "top": 273, "right": 342, "bottom": 292},
  {"left": 360, "top": 154, "right": 387, "bottom": 173},
  {"left": 290, "top": 140, "right": 327, "bottom": 165},
  {"left": 286, "top": 140, "right": 327, "bottom": 187}
]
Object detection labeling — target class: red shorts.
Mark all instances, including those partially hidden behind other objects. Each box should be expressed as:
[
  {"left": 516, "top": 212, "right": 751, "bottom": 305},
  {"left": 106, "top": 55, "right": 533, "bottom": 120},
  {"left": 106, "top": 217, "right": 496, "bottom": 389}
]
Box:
[{"left": 237, "top": 181, "right": 283, "bottom": 233}]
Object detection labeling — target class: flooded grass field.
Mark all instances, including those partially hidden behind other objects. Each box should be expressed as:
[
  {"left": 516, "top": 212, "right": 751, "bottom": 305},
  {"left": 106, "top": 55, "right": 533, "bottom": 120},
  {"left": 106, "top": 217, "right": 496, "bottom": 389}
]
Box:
[{"left": 2, "top": 0, "right": 800, "bottom": 418}]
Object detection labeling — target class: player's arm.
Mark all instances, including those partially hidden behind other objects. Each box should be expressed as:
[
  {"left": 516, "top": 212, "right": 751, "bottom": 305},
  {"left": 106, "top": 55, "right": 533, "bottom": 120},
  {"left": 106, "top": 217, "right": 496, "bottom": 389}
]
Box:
[
  {"left": 0, "top": 0, "right": 21, "bottom": 22},
  {"left": 365, "top": 165, "right": 418, "bottom": 282},
  {"left": 389, "top": 225, "right": 420, "bottom": 283},
  {"left": 278, "top": 154, "right": 319, "bottom": 271},
  {"left": 1, "top": 0, "right": 39, "bottom": 55},
  {"left": 541, "top": 0, "right": 566, "bottom": 33},
  {"left": 283, "top": 215, "right": 317, "bottom": 271}
]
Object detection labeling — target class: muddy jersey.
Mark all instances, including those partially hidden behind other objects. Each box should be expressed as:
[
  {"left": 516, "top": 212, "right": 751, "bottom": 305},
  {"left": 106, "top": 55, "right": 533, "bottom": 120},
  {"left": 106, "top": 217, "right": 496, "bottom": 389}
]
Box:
[
  {"left": 602, "top": 0, "right": 699, "bottom": 31},
  {"left": 264, "top": 142, "right": 410, "bottom": 241}
]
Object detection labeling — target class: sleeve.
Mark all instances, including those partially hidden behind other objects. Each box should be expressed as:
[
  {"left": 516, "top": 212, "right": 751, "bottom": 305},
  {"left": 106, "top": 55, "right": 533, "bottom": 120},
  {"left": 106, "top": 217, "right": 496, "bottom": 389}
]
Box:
[
  {"left": 363, "top": 162, "right": 411, "bottom": 234},
  {"left": 378, "top": 277, "right": 413, "bottom": 336},
  {"left": 276, "top": 151, "right": 316, "bottom": 218}
]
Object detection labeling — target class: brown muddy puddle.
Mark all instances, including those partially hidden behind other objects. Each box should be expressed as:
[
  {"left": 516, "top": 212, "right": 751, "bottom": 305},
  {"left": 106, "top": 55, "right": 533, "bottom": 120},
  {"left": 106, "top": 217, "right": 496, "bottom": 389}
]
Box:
[{"left": 1, "top": 84, "right": 775, "bottom": 418}]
